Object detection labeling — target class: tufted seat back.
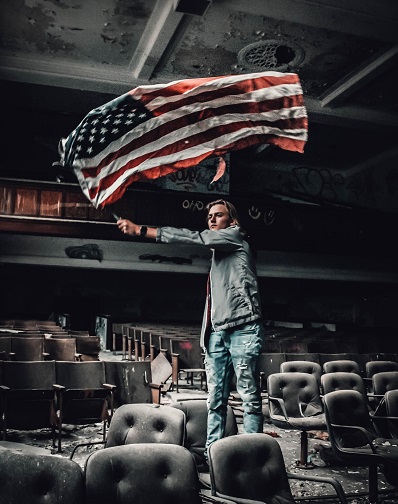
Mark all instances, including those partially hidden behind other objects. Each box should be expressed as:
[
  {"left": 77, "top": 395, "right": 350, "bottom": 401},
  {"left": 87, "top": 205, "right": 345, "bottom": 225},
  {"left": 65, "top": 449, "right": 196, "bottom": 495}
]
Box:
[
  {"left": 366, "top": 360, "right": 398, "bottom": 378},
  {"left": 321, "top": 371, "right": 367, "bottom": 397},
  {"left": 280, "top": 360, "right": 322, "bottom": 386},
  {"left": 268, "top": 372, "right": 324, "bottom": 419},
  {"left": 85, "top": 443, "right": 203, "bottom": 504},
  {"left": 105, "top": 403, "right": 186, "bottom": 447},
  {"left": 0, "top": 446, "right": 84, "bottom": 504},
  {"left": 209, "top": 433, "right": 295, "bottom": 504},
  {"left": 323, "top": 359, "right": 361, "bottom": 375},
  {"left": 372, "top": 371, "right": 398, "bottom": 396}
]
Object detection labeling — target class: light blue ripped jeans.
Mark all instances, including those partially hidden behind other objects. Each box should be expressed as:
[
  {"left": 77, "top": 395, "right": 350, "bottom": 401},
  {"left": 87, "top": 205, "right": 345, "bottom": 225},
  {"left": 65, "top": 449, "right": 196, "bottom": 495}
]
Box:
[{"left": 204, "top": 321, "right": 264, "bottom": 459}]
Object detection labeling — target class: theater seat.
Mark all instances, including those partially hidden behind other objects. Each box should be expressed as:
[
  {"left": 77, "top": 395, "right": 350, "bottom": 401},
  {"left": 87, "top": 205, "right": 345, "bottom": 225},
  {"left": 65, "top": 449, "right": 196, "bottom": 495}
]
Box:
[
  {"left": 0, "top": 445, "right": 85, "bottom": 503},
  {"left": 105, "top": 403, "right": 186, "bottom": 447},
  {"left": 70, "top": 402, "right": 186, "bottom": 458},
  {"left": 208, "top": 433, "right": 348, "bottom": 504},
  {"left": 84, "top": 443, "right": 203, "bottom": 504},
  {"left": 267, "top": 372, "right": 326, "bottom": 468}
]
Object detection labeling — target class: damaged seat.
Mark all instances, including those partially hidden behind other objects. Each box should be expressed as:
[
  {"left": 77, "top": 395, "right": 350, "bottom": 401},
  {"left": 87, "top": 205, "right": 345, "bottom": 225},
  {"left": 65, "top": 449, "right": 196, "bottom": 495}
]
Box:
[
  {"left": 0, "top": 360, "right": 57, "bottom": 443},
  {"left": 54, "top": 361, "right": 116, "bottom": 453}
]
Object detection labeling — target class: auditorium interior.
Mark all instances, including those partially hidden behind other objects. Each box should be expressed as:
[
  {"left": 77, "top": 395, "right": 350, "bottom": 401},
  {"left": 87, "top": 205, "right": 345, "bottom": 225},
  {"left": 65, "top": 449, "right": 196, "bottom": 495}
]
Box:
[{"left": 1, "top": 1, "right": 398, "bottom": 502}]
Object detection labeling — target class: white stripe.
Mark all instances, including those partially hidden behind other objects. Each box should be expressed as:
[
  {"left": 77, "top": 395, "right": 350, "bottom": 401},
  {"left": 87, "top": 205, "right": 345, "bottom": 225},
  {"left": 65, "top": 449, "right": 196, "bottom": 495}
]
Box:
[
  {"left": 74, "top": 105, "right": 308, "bottom": 180},
  {"left": 145, "top": 80, "right": 303, "bottom": 113},
  {"left": 84, "top": 122, "right": 308, "bottom": 207},
  {"left": 72, "top": 84, "right": 305, "bottom": 170},
  {"left": 131, "top": 71, "right": 298, "bottom": 101}
]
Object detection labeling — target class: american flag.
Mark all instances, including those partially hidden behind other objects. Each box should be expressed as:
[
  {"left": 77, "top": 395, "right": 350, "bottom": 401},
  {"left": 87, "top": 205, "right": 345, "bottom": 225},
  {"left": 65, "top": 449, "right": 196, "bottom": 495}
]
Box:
[{"left": 58, "top": 71, "right": 308, "bottom": 208}]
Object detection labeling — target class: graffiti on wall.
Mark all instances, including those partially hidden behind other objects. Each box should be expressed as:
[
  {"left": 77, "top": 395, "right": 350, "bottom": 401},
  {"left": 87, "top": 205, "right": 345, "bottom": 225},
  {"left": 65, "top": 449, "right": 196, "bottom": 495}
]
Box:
[{"left": 149, "top": 155, "right": 230, "bottom": 194}]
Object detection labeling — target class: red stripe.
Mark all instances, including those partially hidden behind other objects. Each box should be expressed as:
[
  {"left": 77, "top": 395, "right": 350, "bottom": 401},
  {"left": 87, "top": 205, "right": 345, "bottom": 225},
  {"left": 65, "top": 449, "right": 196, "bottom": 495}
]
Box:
[
  {"left": 94, "top": 133, "right": 307, "bottom": 208},
  {"left": 81, "top": 94, "right": 306, "bottom": 178},
  {"left": 82, "top": 112, "right": 307, "bottom": 189},
  {"left": 85, "top": 114, "right": 308, "bottom": 203},
  {"left": 130, "top": 76, "right": 227, "bottom": 104},
  {"left": 133, "top": 73, "right": 301, "bottom": 110}
]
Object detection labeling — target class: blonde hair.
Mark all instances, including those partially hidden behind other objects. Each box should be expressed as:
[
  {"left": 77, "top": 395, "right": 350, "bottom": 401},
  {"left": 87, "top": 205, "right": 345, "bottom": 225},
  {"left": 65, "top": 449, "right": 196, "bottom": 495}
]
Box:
[{"left": 205, "top": 199, "right": 241, "bottom": 227}]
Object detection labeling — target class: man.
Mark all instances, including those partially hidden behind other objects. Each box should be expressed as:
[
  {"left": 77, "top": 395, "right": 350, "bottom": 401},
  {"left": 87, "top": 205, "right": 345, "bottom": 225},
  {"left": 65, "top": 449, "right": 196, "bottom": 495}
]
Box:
[{"left": 117, "top": 199, "right": 264, "bottom": 462}]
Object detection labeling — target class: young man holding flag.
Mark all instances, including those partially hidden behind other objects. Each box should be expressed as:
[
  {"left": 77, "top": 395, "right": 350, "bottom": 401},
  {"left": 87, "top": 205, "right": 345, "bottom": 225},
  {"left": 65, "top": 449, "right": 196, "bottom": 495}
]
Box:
[{"left": 117, "top": 199, "right": 264, "bottom": 466}]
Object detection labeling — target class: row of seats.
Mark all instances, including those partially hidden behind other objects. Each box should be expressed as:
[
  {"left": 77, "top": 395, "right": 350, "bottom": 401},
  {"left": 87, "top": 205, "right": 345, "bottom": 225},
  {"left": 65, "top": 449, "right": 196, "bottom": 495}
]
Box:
[
  {"left": 278, "top": 357, "right": 398, "bottom": 386},
  {"left": 259, "top": 352, "right": 398, "bottom": 385},
  {"left": 0, "top": 360, "right": 115, "bottom": 452},
  {"left": 265, "top": 359, "right": 398, "bottom": 462},
  {"left": 0, "top": 334, "right": 101, "bottom": 361},
  {"left": 266, "top": 362, "right": 398, "bottom": 502},
  {"left": 0, "top": 429, "right": 348, "bottom": 504},
  {"left": 117, "top": 323, "right": 207, "bottom": 393},
  {"left": 1, "top": 399, "right": 348, "bottom": 504}
]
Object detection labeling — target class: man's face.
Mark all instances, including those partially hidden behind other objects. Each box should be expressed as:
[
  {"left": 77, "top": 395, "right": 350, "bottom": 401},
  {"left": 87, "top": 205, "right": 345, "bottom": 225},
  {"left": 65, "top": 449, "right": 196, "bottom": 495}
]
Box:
[{"left": 207, "top": 203, "right": 234, "bottom": 231}]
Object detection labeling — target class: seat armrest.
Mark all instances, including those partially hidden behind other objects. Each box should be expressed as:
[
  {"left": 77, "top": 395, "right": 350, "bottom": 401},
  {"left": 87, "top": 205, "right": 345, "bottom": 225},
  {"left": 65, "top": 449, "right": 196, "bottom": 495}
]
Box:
[
  {"left": 331, "top": 422, "right": 378, "bottom": 452},
  {"left": 103, "top": 383, "right": 116, "bottom": 390},
  {"left": 268, "top": 395, "right": 289, "bottom": 420},
  {"left": 287, "top": 472, "right": 348, "bottom": 504},
  {"left": 149, "top": 383, "right": 162, "bottom": 404},
  {"left": 69, "top": 440, "right": 105, "bottom": 460},
  {"left": 368, "top": 393, "right": 385, "bottom": 400}
]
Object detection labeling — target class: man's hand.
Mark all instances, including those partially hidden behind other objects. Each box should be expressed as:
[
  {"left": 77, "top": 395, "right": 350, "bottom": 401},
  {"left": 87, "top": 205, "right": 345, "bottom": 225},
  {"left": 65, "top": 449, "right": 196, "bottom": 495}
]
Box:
[
  {"left": 117, "top": 219, "right": 140, "bottom": 236},
  {"left": 117, "top": 219, "right": 157, "bottom": 239}
]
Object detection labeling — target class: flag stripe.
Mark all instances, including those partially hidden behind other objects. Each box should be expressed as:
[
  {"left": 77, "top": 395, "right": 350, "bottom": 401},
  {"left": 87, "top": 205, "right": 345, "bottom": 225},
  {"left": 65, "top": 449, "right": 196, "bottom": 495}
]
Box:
[
  {"left": 85, "top": 119, "right": 308, "bottom": 205},
  {"left": 79, "top": 111, "right": 307, "bottom": 193},
  {"left": 132, "top": 72, "right": 299, "bottom": 108},
  {"left": 76, "top": 91, "right": 306, "bottom": 177},
  {"left": 59, "top": 71, "right": 308, "bottom": 208}
]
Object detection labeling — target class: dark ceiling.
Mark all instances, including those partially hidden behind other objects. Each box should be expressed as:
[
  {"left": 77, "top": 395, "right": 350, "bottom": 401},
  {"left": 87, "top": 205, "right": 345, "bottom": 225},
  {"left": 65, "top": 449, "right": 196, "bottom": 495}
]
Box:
[{"left": 1, "top": 0, "right": 398, "bottom": 213}]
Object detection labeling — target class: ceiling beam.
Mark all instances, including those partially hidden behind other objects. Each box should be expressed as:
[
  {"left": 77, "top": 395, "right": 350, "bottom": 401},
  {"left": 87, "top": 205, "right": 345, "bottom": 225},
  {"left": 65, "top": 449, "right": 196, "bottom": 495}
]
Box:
[
  {"left": 320, "top": 46, "right": 398, "bottom": 107},
  {"left": 305, "top": 96, "right": 398, "bottom": 131},
  {"left": 128, "top": 0, "right": 185, "bottom": 80}
]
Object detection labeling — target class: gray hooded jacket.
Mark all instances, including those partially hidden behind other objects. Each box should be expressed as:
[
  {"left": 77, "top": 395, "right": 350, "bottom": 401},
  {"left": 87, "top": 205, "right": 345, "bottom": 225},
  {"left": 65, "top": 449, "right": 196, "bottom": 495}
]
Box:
[{"left": 157, "top": 225, "right": 262, "bottom": 348}]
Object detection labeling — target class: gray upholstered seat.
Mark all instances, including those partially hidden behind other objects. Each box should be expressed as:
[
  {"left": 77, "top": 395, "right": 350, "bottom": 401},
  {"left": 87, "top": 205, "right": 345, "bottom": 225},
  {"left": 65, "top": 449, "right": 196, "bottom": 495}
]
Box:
[
  {"left": 267, "top": 372, "right": 326, "bottom": 467},
  {"left": 207, "top": 433, "right": 347, "bottom": 504},
  {"left": 84, "top": 443, "right": 203, "bottom": 504}
]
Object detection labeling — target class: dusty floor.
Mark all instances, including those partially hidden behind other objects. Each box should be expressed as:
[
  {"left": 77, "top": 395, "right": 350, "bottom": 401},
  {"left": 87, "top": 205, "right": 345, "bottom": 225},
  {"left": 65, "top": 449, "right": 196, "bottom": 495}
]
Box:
[{"left": 2, "top": 353, "right": 398, "bottom": 504}]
